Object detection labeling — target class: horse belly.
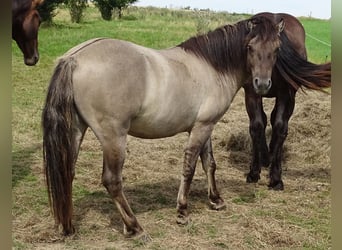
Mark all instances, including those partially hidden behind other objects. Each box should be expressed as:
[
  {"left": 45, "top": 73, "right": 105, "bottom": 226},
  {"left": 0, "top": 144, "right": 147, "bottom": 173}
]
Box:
[{"left": 128, "top": 105, "right": 196, "bottom": 139}]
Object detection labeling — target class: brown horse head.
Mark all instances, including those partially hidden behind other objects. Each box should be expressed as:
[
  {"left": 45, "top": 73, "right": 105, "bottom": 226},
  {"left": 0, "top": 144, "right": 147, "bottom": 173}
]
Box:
[
  {"left": 12, "top": 0, "right": 43, "bottom": 66},
  {"left": 246, "top": 16, "right": 285, "bottom": 95}
]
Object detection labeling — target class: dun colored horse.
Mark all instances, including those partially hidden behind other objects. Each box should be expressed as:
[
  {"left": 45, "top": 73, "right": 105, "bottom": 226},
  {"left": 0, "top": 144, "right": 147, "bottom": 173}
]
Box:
[
  {"left": 243, "top": 12, "right": 331, "bottom": 190},
  {"left": 43, "top": 16, "right": 285, "bottom": 237},
  {"left": 12, "top": 0, "right": 43, "bottom": 66}
]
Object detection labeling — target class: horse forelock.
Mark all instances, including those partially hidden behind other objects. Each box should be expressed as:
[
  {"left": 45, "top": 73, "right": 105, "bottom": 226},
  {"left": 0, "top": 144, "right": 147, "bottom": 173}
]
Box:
[{"left": 246, "top": 16, "right": 280, "bottom": 43}]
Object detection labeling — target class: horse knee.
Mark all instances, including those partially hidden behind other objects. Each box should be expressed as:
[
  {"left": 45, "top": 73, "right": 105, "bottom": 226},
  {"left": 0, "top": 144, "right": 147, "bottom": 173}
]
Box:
[
  {"left": 272, "top": 121, "right": 288, "bottom": 138},
  {"left": 249, "top": 119, "right": 265, "bottom": 138}
]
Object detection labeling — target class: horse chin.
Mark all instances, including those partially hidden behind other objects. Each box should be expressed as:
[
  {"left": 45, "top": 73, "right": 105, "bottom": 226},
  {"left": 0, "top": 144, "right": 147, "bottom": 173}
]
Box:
[{"left": 254, "top": 86, "right": 271, "bottom": 96}]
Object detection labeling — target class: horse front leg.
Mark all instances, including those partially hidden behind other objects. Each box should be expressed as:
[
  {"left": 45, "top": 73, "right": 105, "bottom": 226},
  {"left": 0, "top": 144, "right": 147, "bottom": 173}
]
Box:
[
  {"left": 176, "top": 123, "right": 214, "bottom": 225},
  {"left": 244, "top": 87, "right": 269, "bottom": 183},
  {"left": 200, "top": 138, "right": 225, "bottom": 210},
  {"left": 269, "top": 92, "right": 295, "bottom": 190}
]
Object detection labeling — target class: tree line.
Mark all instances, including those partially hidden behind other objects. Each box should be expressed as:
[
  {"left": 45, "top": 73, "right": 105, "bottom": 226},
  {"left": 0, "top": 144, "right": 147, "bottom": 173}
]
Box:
[{"left": 38, "top": 0, "right": 137, "bottom": 24}]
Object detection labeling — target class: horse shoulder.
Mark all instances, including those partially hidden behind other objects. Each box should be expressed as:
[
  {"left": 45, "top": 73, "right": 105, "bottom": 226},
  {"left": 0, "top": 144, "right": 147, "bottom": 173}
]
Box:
[{"left": 160, "top": 48, "right": 241, "bottom": 124}]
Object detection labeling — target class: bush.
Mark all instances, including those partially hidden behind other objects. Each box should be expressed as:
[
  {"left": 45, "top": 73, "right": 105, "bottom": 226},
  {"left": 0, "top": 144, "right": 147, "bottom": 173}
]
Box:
[
  {"left": 67, "top": 0, "right": 88, "bottom": 23},
  {"left": 93, "top": 0, "right": 115, "bottom": 20},
  {"left": 38, "top": 0, "right": 64, "bottom": 24},
  {"left": 93, "top": 0, "right": 137, "bottom": 20}
]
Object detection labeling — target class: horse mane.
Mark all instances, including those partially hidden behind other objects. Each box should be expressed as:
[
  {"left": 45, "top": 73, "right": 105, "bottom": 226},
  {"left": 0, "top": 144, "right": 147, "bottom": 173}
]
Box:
[
  {"left": 177, "top": 16, "right": 280, "bottom": 74},
  {"left": 276, "top": 32, "right": 331, "bottom": 92}
]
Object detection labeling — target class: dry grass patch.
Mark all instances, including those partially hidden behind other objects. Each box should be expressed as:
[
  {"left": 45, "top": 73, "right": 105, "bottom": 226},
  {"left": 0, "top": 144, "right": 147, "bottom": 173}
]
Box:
[{"left": 13, "top": 89, "right": 331, "bottom": 249}]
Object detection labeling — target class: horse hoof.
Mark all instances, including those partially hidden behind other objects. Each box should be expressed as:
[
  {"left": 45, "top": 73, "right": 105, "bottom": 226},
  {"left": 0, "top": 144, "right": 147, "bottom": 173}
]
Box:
[
  {"left": 176, "top": 214, "right": 191, "bottom": 225},
  {"left": 209, "top": 199, "right": 226, "bottom": 211},
  {"left": 63, "top": 225, "right": 75, "bottom": 236},
  {"left": 130, "top": 232, "right": 152, "bottom": 243},
  {"left": 268, "top": 180, "right": 284, "bottom": 190},
  {"left": 246, "top": 173, "right": 260, "bottom": 183},
  {"left": 123, "top": 224, "right": 146, "bottom": 239}
]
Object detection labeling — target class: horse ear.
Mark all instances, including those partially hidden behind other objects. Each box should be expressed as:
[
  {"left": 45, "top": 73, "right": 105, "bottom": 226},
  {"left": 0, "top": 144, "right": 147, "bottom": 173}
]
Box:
[
  {"left": 277, "top": 19, "right": 285, "bottom": 34},
  {"left": 247, "top": 20, "right": 256, "bottom": 32},
  {"left": 32, "top": 0, "right": 44, "bottom": 8}
]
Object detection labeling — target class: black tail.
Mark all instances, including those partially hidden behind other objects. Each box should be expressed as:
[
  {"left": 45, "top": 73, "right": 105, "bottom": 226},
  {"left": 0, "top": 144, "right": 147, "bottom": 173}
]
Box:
[
  {"left": 42, "top": 57, "right": 77, "bottom": 235},
  {"left": 276, "top": 32, "right": 331, "bottom": 92}
]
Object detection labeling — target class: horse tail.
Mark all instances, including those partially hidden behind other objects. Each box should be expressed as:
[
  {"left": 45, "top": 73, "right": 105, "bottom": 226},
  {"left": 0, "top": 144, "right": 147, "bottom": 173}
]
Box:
[
  {"left": 276, "top": 33, "right": 331, "bottom": 92},
  {"left": 42, "top": 56, "right": 77, "bottom": 235}
]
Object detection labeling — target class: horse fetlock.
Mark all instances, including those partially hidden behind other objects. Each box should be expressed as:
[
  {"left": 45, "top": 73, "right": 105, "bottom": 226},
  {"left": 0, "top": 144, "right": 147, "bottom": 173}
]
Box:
[
  {"left": 246, "top": 171, "right": 260, "bottom": 183},
  {"left": 261, "top": 154, "right": 271, "bottom": 168}
]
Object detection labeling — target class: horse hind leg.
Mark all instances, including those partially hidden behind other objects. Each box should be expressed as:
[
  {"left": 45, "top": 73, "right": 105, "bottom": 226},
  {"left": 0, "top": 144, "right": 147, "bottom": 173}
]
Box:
[
  {"left": 72, "top": 112, "right": 88, "bottom": 178},
  {"left": 200, "top": 138, "right": 225, "bottom": 210},
  {"left": 100, "top": 131, "right": 146, "bottom": 238},
  {"left": 62, "top": 113, "right": 87, "bottom": 235}
]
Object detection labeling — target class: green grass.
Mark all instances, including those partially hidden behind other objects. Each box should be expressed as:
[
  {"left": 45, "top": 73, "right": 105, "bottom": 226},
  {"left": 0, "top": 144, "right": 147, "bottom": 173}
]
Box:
[{"left": 300, "top": 18, "right": 331, "bottom": 63}]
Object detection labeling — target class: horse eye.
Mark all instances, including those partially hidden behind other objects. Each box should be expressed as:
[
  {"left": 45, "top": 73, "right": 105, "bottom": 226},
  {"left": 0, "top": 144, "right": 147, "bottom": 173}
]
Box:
[{"left": 247, "top": 45, "right": 254, "bottom": 52}]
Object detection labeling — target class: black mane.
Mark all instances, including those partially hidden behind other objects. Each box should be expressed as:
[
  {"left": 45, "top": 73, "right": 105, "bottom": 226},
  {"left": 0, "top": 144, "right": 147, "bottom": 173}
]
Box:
[{"left": 177, "top": 16, "right": 280, "bottom": 74}]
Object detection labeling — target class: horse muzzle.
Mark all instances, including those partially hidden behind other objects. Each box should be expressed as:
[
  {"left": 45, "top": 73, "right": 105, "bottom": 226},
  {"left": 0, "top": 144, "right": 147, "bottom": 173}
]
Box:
[
  {"left": 253, "top": 77, "right": 272, "bottom": 95},
  {"left": 24, "top": 54, "right": 39, "bottom": 66}
]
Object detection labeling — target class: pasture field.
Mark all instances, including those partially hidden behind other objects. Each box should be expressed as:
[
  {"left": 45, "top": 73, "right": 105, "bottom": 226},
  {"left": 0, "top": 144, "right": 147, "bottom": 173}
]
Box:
[{"left": 12, "top": 6, "right": 331, "bottom": 249}]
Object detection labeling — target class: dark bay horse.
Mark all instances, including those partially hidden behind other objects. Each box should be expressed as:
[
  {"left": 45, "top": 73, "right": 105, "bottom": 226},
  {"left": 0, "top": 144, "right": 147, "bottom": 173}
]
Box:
[
  {"left": 243, "top": 12, "right": 331, "bottom": 190},
  {"left": 43, "top": 16, "right": 285, "bottom": 238},
  {"left": 12, "top": 0, "right": 43, "bottom": 65}
]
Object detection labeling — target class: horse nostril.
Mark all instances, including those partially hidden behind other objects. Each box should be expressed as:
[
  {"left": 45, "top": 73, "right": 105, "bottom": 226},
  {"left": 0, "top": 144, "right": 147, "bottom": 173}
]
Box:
[
  {"left": 34, "top": 55, "right": 39, "bottom": 64},
  {"left": 254, "top": 78, "right": 259, "bottom": 85}
]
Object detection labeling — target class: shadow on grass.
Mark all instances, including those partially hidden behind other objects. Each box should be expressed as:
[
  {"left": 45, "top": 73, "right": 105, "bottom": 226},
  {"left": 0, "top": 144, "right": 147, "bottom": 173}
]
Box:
[
  {"left": 71, "top": 175, "right": 257, "bottom": 233},
  {"left": 12, "top": 143, "right": 41, "bottom": 187},
  {"left": 72, "top": 178, "right": 180, "bottom": 232}
]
